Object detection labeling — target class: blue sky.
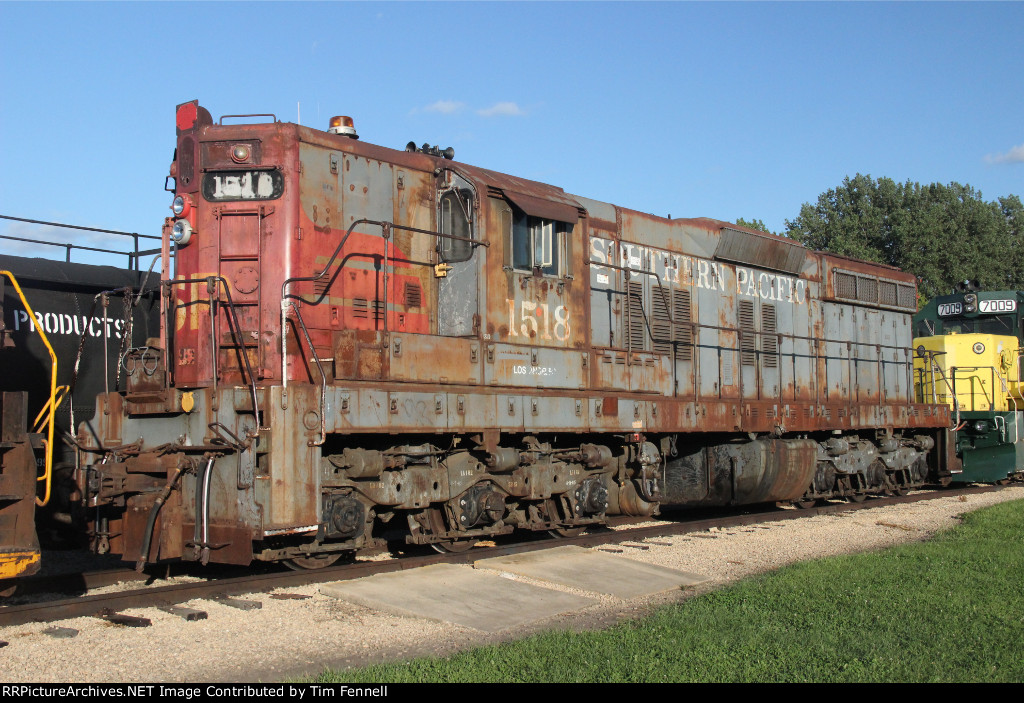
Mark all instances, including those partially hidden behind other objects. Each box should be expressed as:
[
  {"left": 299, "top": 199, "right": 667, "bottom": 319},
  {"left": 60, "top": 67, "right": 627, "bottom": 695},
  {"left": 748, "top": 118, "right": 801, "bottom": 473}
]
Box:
[{"left": 1, "top": 1, "right": 1021, "bottom": 266}]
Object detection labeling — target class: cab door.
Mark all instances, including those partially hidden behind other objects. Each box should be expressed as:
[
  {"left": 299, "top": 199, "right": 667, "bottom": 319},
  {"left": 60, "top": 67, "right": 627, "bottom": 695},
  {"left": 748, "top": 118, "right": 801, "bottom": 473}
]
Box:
[
  {"left": 485, "top": 194, "right": 586, "bottom": 392},
  {"left": 437, "top": 172, "right": 479, "bottom": 337}
]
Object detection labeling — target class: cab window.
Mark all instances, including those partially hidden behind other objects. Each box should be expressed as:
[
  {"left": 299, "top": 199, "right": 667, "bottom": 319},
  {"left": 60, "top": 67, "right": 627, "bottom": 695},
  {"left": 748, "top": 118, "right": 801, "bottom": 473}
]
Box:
[
  {"left": 511, "top": 211, "right": 567, "bottom": 277},
  {"left": 439, "top": 188, "right": 474, "bottom": 263}
]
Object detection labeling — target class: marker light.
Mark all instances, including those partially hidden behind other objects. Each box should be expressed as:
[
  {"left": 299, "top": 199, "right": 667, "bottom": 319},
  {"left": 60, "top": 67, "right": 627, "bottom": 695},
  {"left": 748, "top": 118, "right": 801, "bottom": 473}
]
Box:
[
  {"left": 171, "top": 220, "right": 193, "bottom": 246},
  {"left": 328, "top": 116, "right": 358, "bottom": 139}
]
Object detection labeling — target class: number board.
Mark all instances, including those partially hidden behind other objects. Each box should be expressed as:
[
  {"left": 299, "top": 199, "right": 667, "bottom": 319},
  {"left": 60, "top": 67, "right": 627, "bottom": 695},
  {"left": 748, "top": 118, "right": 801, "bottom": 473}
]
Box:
[
  {"left": 979, "top": 299, "right": 1017, "bottom": 314},
  {"left": 937, "top": 302, "right": 962, "bottom": 317}
]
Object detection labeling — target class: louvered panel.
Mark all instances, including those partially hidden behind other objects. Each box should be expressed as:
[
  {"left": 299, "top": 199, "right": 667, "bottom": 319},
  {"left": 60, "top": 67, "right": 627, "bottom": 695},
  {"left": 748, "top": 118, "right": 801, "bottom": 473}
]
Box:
[
  {"left": 652, "top": 286, "right": 672, "bottom": 354},
  {"left": 738, "top": 299, "right": 756, "bottom": 366},
  {"left": 352, "top": 298, "right": 369, "bottom": 319},
  {"left": 313, "top": 266, "right": 337, "bottom": 296},
  {"left": 761, "top": 302, "right": 779, "bottom": 368},
  {"left": 627, "top": 281, "right": 646, "bottom": 351},
  {"left": 404, "top": 282, "right": 422, "bottom": 308},
  {"left": 673, "top": 289, "right": 693, "bottom": 362},
  {"left": 352, "top": 298, "right": 384, "bottom": 325}
]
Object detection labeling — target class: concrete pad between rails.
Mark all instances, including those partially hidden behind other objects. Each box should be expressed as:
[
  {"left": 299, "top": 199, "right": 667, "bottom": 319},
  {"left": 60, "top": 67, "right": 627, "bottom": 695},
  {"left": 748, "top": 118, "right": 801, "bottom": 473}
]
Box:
[
  {"left": 320, "top": 563, "right": 597, "bottom": 632},
  {"left": 474, "top": 545, "right": 707, "bottom": 598}
]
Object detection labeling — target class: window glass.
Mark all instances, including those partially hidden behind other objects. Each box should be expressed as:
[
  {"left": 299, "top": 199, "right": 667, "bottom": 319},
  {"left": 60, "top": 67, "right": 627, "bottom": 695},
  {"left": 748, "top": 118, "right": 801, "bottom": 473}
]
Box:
[
  {"left": 512, "top": 211, "right": 531, "bottom": 270},
  {"left": 938, "top": 314, "right": 1015, "bottom": 336},
  {"left": 511, "top": 211, "right": 564, "bottom": 276},
  {"left": 439, "top": 189, "right": 473, "bottom": 262}
]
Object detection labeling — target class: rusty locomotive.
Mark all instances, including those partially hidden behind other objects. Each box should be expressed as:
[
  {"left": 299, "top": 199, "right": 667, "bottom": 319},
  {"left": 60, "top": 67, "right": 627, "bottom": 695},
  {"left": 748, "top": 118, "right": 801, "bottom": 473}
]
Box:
[{"left": 74, "top": 101, "right": 953, "bottom": 569}]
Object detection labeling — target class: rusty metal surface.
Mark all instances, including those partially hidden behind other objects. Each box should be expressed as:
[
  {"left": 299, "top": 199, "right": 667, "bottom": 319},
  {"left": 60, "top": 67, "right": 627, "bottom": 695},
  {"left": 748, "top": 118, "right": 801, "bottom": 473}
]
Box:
[
  {"left": 716, "top": 226, "right": 807, "bottom": 275},
  {"left": 72, "top": 102, "right": 959, "bottom": 570},
  {"left": 0, "top": 393, "right": 40, "bottom": 578}
]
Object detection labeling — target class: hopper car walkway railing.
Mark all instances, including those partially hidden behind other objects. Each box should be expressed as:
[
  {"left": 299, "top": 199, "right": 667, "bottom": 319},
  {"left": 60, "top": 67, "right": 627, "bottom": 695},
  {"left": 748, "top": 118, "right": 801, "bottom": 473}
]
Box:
[{"left": 0, "top": 215, "right": 162, "bottom": 271}]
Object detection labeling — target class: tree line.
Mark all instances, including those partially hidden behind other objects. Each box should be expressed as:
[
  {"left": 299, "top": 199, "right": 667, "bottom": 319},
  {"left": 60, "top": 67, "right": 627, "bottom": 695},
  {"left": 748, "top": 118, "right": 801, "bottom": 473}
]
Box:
[{"left": 737, "top": 174, "right": 1023, "bottom": 304}]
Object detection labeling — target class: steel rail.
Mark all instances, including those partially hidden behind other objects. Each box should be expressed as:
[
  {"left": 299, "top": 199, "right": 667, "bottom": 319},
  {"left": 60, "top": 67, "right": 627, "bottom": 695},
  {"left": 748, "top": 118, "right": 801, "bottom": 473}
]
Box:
[{"left": 0, "top": 484, "right": 1007, "bottom": 629}]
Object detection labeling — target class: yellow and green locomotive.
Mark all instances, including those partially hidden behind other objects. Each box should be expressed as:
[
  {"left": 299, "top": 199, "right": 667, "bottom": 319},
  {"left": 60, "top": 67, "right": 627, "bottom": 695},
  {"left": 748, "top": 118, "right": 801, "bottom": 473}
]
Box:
[{"left": 913, "top": 285, "right": 1023, "bottom": 482}]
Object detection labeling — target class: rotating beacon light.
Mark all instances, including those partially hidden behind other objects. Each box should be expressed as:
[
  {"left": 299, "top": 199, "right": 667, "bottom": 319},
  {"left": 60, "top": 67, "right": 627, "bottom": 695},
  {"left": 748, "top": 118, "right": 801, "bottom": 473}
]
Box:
[{"left": 328, "top": 115, "right": 358, "bottom": 139}]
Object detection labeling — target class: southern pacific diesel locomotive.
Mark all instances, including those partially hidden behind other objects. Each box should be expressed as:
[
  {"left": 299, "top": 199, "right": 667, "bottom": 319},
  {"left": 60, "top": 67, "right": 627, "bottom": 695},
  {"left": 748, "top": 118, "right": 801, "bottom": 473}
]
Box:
[
  {"left": 73, "top": 101, "right": 952, "bottom": 569},
  {"left": 913, "top": 285, "right": 1023, "bottom": 483}
]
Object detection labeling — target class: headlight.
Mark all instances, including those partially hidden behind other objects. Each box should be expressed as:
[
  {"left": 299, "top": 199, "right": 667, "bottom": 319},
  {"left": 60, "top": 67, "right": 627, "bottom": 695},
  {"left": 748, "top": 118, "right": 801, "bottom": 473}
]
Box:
[
  {"left": 230, "top": 144, "right": 252, "bottom": 163},
  {"left": 171, "top": 219, "right": 193, "bottom": 246},
  {"left": 972, "top": 420, "right": 988, "bottom": 434},
  {"left": 964, "top": 293, "right": 978, "bottom": 313},
  {"left": 171, "top": 194, "right": 192, "bottom": 219}
]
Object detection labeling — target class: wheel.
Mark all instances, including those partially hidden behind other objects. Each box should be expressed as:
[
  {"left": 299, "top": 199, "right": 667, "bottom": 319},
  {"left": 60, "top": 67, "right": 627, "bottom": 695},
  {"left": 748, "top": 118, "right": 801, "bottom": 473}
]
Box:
[
  {"left": 429, "top": 539, "right": 478, "bottom": 554},
  {"left": 891, "top": 486, "right": 910, "bottom": 497},
  {"left": 283, "top": 553, "right": 343, "bottom": 570},
  {"left": 547, "top": 527, "right": 585, "bottom": 538},
  {"left": 793, "top": 499, "right": 818, "bottom": 510},
  {"left": 849, "top": 493, "right": 868, "bottom": 503}
]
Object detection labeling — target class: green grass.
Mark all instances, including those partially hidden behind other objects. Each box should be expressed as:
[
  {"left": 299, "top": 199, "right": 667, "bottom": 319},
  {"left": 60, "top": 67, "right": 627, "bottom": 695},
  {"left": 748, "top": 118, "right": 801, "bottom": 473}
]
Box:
[{"left": 312, "top": 499, "right": 1024, "bottom": 683}]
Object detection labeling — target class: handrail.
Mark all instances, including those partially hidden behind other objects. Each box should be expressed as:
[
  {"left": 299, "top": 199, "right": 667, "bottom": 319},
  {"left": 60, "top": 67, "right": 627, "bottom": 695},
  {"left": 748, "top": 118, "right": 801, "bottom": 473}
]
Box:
[
  {"left": 992, "top": 350, "right": 1022, "bottom": 445},
  {"left": 1, "top": 214, "right": 161, "bottom": 271},
  {"left": 951, "top": 366, "right": 998, "bottom": 411},
  {"left": 283, "top": 302, "right": 328, "bottom": 446},
  {"left": 279, "top": 218, "right": 488, "bottom": 387},
  {"left": 1, "top": 270, "right": 59, "bottom": 506},
  {"left": 925, "top": 350, "right": 961, "bottom": 426},
  {"left": 281, "top": 218, "right": 487, "bottom": 306},
  {"left": 163, "top": 276, "right": 262, "bottom": 438}
]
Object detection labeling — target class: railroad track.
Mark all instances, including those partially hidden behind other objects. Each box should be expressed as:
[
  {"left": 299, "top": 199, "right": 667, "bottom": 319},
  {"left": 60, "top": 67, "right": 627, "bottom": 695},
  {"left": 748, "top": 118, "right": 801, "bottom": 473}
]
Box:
[{"left": 0, "top": 484, "right": 1006, "bottom": 629}]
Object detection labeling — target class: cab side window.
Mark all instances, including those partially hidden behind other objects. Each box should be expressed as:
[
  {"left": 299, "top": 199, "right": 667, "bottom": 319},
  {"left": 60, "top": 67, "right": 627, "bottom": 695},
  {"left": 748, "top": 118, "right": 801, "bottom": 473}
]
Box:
[{"left": 511, "top": 210, "right": 567, "bottom": 277}]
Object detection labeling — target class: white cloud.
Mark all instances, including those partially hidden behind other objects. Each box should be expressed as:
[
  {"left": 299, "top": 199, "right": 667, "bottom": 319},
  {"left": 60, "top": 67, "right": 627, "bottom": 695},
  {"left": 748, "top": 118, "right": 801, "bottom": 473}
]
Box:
[
  {"left": 985, "top": 144, "right": 1024, "bottom": 165},
  {"left": 477, "top": 102, "right": 525, "bottom": 117},
  {"left": 422, "top": 100, "right": 465, "bottom": 115}
]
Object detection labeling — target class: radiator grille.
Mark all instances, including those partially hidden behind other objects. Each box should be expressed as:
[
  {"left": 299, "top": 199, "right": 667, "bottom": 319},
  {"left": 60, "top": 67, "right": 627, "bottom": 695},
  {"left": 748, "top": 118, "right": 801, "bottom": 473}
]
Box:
[
  {"left": 833, "top": 268, "right": 917, "bottom": 311},
  {"left": 835, "top": 272, "right": 857, "bottom": 299}
]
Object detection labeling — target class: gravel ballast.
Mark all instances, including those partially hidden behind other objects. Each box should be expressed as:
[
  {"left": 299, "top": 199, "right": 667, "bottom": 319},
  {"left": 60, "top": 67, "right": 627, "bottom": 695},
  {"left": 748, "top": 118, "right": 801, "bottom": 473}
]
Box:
[{"left": 1, "top": 487, "right": 1021, "bottom": 683}]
